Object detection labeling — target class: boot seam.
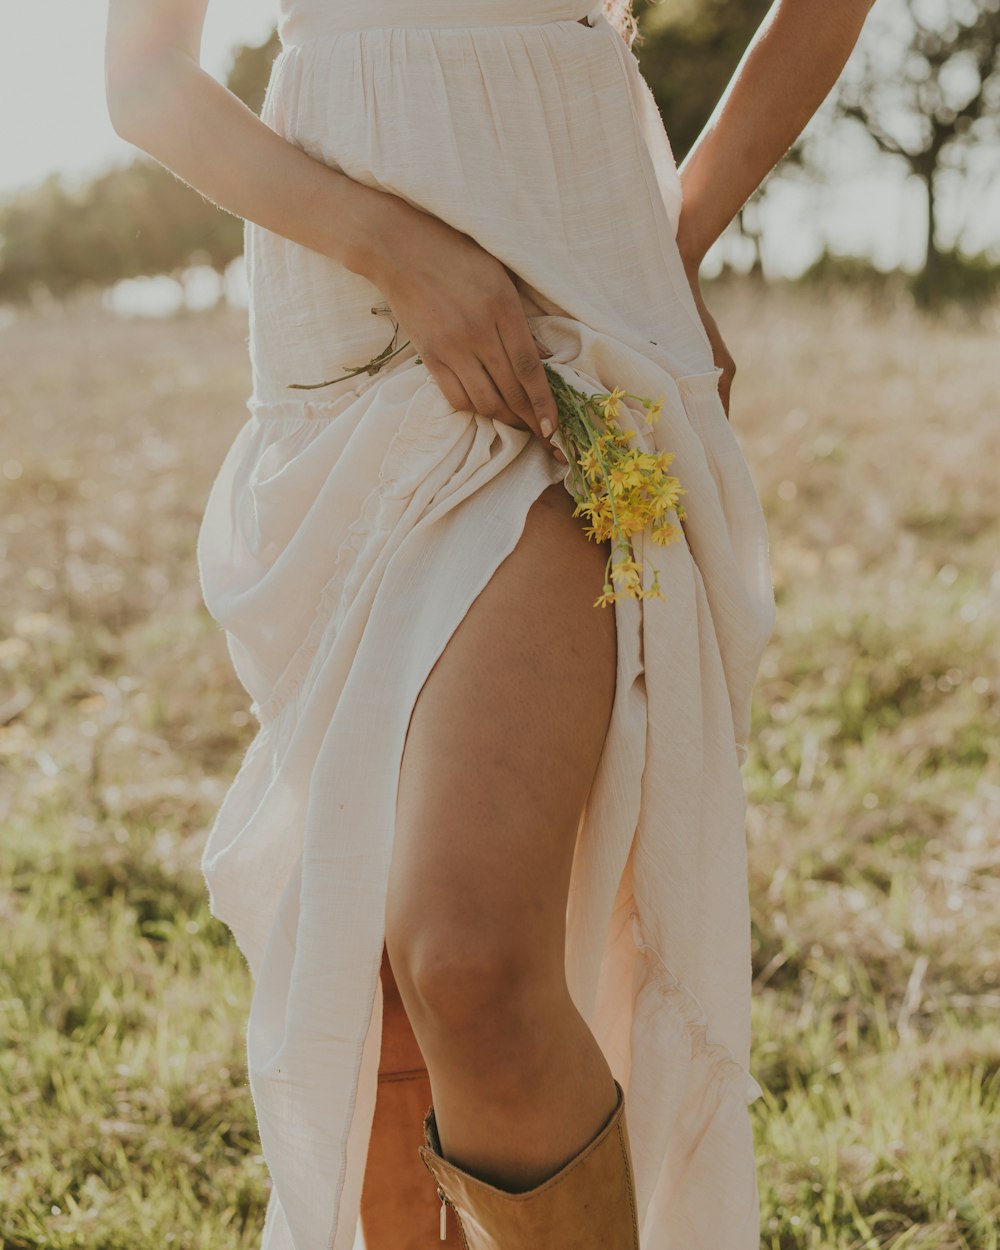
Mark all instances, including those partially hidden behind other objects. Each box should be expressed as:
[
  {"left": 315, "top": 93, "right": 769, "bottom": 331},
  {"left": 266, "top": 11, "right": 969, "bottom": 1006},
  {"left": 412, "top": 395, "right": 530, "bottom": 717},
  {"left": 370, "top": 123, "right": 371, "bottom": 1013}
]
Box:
[
  {"left": 615, "top": 1123, "right": 640, "bottom": 1248},
  {"left": 448, "top": 1195, "right": 471, "bottom": 1250}
]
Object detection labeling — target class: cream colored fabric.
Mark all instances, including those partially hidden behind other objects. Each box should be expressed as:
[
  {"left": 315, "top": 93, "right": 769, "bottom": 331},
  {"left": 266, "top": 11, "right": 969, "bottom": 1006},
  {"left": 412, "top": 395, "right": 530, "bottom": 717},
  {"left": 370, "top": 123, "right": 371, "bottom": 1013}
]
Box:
[{"left": 196, "top": 3, "right": 776, "bottom": 1248}]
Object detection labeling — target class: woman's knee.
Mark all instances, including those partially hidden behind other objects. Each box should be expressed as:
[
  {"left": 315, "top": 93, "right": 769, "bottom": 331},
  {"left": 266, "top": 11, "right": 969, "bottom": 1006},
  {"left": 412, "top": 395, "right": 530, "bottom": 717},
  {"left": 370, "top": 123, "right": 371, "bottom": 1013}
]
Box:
[{"left": 386, "top": 921, "right": 556, "bottom": 1038}]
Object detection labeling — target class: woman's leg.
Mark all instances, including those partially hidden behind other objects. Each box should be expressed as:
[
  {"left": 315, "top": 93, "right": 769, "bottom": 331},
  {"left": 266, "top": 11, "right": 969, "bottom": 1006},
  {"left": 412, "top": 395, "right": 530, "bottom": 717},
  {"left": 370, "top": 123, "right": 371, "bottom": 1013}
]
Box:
[{"left": 385, "top": 479, "right": 620, "bottom": 1195}]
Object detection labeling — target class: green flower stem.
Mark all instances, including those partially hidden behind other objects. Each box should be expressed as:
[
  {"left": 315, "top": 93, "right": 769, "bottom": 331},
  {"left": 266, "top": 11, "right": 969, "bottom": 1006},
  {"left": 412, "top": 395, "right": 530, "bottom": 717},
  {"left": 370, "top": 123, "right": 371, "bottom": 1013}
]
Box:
[
  {"left": 542, "top": 363, "right": 639, "bottom": 590},
  {"left": 288, "top": 338, "right": 414, "bottom": 391}
]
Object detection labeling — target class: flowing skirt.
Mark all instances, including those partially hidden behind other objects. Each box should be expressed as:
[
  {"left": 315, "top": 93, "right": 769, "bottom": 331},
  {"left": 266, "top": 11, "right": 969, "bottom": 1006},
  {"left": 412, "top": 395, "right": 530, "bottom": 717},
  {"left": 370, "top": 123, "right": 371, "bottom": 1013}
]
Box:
[{"left": 196, "top": 2, "right": 776, "bottom": 1246}]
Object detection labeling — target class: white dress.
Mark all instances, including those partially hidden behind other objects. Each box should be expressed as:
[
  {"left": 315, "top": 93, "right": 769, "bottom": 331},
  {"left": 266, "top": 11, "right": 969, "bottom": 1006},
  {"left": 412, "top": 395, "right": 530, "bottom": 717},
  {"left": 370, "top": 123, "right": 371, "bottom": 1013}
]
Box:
[{"left": 195, "top": 2, "right": 776, "bottom": 1248}]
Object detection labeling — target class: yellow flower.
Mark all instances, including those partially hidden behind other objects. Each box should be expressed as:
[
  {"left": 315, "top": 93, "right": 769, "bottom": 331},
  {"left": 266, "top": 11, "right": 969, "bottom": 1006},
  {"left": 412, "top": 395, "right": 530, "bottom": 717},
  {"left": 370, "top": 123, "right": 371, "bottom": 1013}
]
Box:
[
  {"left": 598, "top": 387, "right": 626, "bottom": 420},
  {"left": 643, "top": 397, "right": 664, "bottom": 425},
  {"left": 540, "top": 361, "right": 685, "bottom": 608},
  {"left": 651, "top": 521, "right": 680, "bottom": 545},
  {"left": 607, "top": 466, "right": 631, "bottom": 497},
  {"left": 614, "top": 503, "right": 643, "bottom": 535},
  {"left": 580, "top": 447, "right": 600, "bottom": 476},
  {"left": 620, "top": 459, "right": 645, "bottom": 491},
  {"left": 610, "top": 559, "right": 643, "bottom": 590}
]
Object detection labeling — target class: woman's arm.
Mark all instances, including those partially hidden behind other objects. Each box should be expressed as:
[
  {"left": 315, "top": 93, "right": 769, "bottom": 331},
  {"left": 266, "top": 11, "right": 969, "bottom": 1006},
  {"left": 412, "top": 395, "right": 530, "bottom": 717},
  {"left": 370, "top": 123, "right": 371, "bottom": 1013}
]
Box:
[
  {"left": 669, "top": 0, "right": 876, "bottom": 413},
  {"left": 105, "top": 0, "right": 406, "bottom": 278},
  {"left": 104, "top": 0, "right": 563, "bottom": 458},
  {"left": 675, "top": 0, "right": 877, "bottom": 271}
]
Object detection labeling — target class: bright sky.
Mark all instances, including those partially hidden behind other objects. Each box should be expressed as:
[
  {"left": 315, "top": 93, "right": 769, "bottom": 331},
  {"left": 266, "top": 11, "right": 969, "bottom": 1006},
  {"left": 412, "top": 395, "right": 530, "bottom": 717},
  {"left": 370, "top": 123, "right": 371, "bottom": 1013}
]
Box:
[
  {"left": 3, "top": 1, "right": 998, "bottom": 279},
  {"left": 2, "top": 0, "right": 279, "bottom": 193}
]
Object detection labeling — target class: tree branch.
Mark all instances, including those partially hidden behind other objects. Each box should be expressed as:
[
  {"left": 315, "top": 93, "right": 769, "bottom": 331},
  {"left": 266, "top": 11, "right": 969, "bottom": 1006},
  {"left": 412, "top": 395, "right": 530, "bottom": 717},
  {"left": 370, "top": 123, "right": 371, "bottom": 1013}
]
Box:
[{"left": 839, "top": 102, "right": 913, "bottom": 159}]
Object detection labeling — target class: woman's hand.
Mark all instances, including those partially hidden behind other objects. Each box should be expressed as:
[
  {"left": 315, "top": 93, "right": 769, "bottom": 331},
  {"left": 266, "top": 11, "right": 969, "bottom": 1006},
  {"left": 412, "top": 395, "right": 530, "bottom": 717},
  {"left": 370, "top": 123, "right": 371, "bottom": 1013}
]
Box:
[
  {"left": 360, "top": 198, "right": 567, "bottom": 464},
  {"left": 683, "top": 260, "right": 736, "bottom": 419}
]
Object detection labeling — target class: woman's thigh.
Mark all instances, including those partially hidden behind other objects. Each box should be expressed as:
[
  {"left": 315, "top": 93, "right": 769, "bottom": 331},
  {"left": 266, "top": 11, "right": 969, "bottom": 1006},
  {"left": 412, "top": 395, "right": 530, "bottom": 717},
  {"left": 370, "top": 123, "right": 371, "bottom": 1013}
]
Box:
[{"left": 384, "top": 480, "right": 617, "bottom": 1004}]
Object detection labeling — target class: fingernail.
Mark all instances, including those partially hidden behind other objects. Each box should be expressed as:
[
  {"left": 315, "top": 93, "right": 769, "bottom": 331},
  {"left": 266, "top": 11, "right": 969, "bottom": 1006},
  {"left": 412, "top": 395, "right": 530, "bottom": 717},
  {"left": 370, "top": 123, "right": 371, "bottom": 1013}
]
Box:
[{"left": 541, "top": 418, "right": 554, "bottom": 437}]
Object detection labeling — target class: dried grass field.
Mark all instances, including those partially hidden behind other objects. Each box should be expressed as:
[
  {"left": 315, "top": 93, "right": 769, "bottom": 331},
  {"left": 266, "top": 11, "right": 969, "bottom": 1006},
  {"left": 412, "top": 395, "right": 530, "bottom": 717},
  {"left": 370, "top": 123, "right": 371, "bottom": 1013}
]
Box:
[{"left": 1, "top": 283, "right": 998, "bottom": 1249}]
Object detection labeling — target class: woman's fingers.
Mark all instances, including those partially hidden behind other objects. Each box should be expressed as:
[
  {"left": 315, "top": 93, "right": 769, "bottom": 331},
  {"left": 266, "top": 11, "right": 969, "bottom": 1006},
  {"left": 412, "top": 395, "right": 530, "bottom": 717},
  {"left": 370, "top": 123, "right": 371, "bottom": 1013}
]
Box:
[
  {"left": 701, "top": 305, "right": 735, "bottom": 419},
  {"left": 715, "top": 338, "right": 736, "bottom": 419},
  {"left": 421, "top": 354, "right": 473, "bottom": 416},
  {"left": 440, "top": 350, "right": 566, "bottom": 466},
  {"left": 477, "top": 329, "right": 566, "bottom": 464},
  {"left": 458, "top": 358, "right": 528, "bottom": 430},
  {"left": 476, "top": 333, "right": 542, "bottom": 435},
  {"left": 529, "top": 334, "right": 566, "bottom": 461},
  {"left": 533, "top": 335, "right": 554, "bottom": 360},
  {"left": 717, "top": 358, "right": 735, "bottom": 419},
  {"left": 686, "top": 277, "right": 735, "bottom": 421},
  {"left": 497, "top": 316, "right": 561, "bottom": 440}
]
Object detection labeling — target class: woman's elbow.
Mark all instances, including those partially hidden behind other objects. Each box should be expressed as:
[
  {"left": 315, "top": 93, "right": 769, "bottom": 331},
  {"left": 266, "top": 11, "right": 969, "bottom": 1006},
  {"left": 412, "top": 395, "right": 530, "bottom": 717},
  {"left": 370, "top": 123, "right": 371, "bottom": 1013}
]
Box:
[
  {"left": 105, "top": 45, "right": 173, "bottom": 146},
  {"left": 105, "top": 3, "right": 193, "bottom": 144},
  {"left": 106, "top": 38, "right": 150, "bottom": 141},
  {"left": 105, "top": 72, "right": 137, "bottom": 142}
]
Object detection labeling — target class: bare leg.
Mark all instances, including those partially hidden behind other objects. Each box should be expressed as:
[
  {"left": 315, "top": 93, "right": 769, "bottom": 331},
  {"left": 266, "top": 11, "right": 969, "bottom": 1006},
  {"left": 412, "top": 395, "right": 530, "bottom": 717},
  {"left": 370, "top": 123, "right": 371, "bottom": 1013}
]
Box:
[{"left": 385, "top": 481, "right": 620, "bottom": 1194}]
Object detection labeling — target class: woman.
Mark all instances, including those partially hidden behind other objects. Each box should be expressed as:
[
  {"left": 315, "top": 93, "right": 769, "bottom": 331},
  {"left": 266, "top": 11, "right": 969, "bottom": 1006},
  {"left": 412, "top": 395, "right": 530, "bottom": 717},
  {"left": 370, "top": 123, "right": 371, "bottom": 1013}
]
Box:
[{"left": 105, "top": 1, "right": 875, "bottom": 1247}]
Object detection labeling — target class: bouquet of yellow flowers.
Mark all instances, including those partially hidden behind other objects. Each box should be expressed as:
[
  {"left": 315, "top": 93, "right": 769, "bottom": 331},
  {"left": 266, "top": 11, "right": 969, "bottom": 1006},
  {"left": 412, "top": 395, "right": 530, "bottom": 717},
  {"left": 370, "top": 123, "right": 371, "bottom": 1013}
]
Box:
[
  {"left": 290, "top": 315, "right": 686, "bottom": 609},
  {"left": 541, "top": 363, "right": 685, "bottom": 608}
]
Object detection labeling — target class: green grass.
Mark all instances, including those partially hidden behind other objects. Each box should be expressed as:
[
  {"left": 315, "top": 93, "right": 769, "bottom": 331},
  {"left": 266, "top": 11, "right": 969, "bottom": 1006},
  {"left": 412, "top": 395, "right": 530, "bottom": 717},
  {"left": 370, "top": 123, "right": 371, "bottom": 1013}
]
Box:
[{"left": 1, "top": 284, "right": 998, "bottom": 1248}]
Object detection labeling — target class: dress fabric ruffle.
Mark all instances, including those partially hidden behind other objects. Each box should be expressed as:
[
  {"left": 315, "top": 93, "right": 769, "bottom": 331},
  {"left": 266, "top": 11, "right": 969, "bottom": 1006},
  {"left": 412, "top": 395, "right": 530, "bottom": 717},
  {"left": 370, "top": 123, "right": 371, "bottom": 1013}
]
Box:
[{"left": 195, "top": 3, "right": 776, "bottom": 1248}]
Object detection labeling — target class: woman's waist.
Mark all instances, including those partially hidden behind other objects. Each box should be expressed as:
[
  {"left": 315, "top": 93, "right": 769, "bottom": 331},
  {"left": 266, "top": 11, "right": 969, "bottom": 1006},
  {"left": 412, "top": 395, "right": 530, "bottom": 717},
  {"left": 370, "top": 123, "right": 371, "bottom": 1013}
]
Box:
[{"left": 279, "top": 0, "right": 599, "bottom": 45}]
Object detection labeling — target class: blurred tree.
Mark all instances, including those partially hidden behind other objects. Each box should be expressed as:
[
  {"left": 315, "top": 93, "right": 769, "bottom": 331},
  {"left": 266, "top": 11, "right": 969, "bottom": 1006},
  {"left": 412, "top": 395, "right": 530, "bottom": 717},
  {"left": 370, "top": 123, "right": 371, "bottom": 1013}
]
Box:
[
  {"left": 226, "top": 26, "right": 282, "bottom": 116},
  {"left": 632, "top": 0, "right": 774, "bottom": 273},
  {"left": 632, "top": 0, "right": 772, "bottom": 164},
  {"left": 834, "top": 0, "right": 1000, "bottom": 299},
  {"left": 0, "top": 27, "right": 280, "bottom": 304}
]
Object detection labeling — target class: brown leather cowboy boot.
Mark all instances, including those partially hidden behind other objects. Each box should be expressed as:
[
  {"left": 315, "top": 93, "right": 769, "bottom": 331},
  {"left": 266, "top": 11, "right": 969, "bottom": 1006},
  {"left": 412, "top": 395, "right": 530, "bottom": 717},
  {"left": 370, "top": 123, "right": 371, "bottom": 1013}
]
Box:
[
  {"left": 417, "top": 1079, "right": 640, "bottom": 1249},
  {"left": 360, "top": 946, "right": 464, "bottom": 1249}
]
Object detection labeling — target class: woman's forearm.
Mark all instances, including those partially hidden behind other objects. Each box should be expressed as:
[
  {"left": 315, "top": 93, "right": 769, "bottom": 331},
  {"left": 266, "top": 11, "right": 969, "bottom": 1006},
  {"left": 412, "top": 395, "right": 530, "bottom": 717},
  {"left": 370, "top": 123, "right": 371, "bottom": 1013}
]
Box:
[
  {"left": 674, "top": 0, "right": 876, "bottom": 270},
  {"left": 105, "top": 38, "right": 404, "bottom": 281}
]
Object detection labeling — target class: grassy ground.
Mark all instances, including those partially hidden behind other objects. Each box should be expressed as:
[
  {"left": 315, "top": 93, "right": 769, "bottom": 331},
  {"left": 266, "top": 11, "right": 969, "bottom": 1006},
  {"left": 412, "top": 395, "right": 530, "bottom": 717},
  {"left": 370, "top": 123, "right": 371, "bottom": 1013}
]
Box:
[{"left": 1, "top": 283, "right": 997, "bottom": 1249}]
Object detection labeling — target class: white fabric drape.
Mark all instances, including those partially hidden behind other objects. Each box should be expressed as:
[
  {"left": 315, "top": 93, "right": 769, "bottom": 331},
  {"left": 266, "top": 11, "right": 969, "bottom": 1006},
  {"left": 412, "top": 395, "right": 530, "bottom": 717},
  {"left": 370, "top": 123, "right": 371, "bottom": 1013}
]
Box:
[{"left": 196, "top": 4, "right": 775, "bottom": 1247}]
